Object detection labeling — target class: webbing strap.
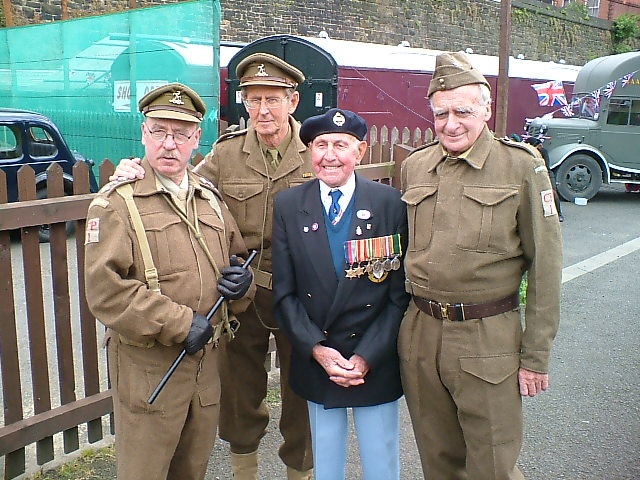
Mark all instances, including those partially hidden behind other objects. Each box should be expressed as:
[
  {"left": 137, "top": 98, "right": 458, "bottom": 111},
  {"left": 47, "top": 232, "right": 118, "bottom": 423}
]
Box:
[{"left": 116, "top": 183, "right": 161, "bottom": 294}]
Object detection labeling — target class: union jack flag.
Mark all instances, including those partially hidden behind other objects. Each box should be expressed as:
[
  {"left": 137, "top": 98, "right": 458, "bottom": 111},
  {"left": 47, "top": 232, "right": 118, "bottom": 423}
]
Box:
[
  {"left": 591, "top": 89, "right": 601, "bottom": 109},
  {"left": 620, "top": 72, "right": 634, "bottom": 88},
  {"left": 561, "top": 105, "right": 574, "bottom": 117},
  {"left": 602, "top": 81, "right": 616, "bottom": 98},
  {"left": 531, "top": 80, "right": 568, "bottom": 107}
]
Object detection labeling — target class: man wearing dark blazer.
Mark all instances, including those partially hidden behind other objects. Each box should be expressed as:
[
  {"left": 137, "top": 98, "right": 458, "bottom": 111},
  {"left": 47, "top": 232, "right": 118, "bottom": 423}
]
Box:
[{"left": 272, "top": 108, "right": 409, "bottom": 480}]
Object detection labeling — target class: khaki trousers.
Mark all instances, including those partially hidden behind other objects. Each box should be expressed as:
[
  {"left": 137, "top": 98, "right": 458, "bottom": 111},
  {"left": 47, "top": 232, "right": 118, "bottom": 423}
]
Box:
[
  {"left": 399, "top": 304, "right": 525, "bottom": 480},
  {"left": 108, "top": 334, "right": 220, "bottom": 480},
  {"left": 219, "top": 287, "right": 313, "bottom": 471}
]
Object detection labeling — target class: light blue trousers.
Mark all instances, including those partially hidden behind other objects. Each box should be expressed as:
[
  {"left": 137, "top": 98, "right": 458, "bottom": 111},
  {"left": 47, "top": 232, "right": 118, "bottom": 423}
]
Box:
[{"left": 307, "top": 399, "right": 400, "bottom": 480}]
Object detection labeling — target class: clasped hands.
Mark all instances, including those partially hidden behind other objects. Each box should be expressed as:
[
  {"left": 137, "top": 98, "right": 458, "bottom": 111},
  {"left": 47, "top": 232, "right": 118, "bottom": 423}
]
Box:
[{"left": 312, "top": 344, "right": 370, "bottom": 388}]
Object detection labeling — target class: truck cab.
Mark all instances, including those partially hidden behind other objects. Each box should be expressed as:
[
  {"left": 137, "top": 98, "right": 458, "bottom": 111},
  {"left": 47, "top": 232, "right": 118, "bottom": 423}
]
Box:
[{"left": 525, "top": 51, "right": 640, "bottom": 201}]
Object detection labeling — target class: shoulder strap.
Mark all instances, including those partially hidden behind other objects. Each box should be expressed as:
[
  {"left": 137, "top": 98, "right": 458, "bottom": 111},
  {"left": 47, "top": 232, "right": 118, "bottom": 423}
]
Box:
[{"left": 115, "top": 183, "right": 161, "bottom": 295}]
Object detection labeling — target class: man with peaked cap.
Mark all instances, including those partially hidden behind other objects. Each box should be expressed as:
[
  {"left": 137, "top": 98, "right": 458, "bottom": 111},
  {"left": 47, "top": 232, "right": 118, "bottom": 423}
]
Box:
[
  {"left": 398, "top": 52, "right": 562, "bottom": 479},
  {"left": 85, "top": 82, "right": 255, "bottom": 480},
  {"left": 272, "top": 108, "right": 409, "bottom": 479},
  {"left": 110, "top": 55, "right": 314, "bottom": 479}
]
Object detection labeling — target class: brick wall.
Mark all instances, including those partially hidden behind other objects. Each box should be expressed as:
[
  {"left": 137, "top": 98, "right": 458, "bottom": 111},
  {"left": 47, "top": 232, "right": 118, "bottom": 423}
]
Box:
[{"left": 4, "top": 0, "right": 639, "bottom": 64}]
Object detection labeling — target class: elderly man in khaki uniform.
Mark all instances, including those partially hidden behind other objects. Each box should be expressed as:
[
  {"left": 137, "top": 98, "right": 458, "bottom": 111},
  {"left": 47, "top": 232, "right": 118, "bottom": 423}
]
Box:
[
  {"left": 85, "top": 83, "right": 255, "bottom": 480},
  {"left": 398, "top": 53, "right": 562, "bottom": 479},
  {"left": 110, "top": 54, "right": 314, "bottom": 480}
]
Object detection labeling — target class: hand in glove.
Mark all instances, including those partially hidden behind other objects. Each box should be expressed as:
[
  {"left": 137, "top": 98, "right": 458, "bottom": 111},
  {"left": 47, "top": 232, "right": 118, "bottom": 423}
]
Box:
[
  {"left": 217, "top": 255, "right": 253, "bottom": 300},
  {"left": 183, "top": 312, "right": 213, "bottom": 355}
]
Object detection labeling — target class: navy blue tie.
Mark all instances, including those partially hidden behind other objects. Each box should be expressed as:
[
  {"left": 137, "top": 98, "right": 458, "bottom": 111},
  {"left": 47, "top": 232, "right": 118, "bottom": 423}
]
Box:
[{"left": 328, "top": 189, "right": 343, "bottom": 224}]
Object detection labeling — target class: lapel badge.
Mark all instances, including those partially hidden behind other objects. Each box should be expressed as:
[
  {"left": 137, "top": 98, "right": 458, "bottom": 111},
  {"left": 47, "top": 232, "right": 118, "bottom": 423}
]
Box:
[
  {"left": 303, "top": 226, "right": 309, "bottom": 233},
  {"left": 355, "top": 225, "right": 362, "bottom": 236},
  {"left": 356, "top": 209, "right": 371, "bottom": 220},
  {"left": 302, "top": 172, "right": 313, "bottom": 178},
  {"left": 312, "top": 222, "right": 319, "bottom": 231},
  {"left": 366, "top": 223, "right": 372, "bottom": 230}
]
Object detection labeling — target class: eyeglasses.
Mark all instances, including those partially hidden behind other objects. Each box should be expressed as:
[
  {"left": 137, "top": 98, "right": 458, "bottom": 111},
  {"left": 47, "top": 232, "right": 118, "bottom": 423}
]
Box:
[
  {"left": 144, "top": 124, "right": 197, "bottom": 145},
  {"left": 243, "top": 96, "right": 289, "bottom": 110}
]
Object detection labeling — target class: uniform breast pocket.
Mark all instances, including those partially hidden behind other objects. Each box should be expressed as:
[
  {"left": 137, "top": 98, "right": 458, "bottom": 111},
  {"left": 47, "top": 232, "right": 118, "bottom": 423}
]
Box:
[
  {"left": 401, "top": 184, "right": 439, "bottom": 252},
  {"left": 140, "top": 213, "right": 191, "bottom": 275},
  {"left": 221, "top": 182, "right": 264, "bottom": 231},
  {"left": 457, "top": 186, "right": 518, "bottom": 254},
  {"left": 198, "top": 212, "right": 226, "bottom": 259}
]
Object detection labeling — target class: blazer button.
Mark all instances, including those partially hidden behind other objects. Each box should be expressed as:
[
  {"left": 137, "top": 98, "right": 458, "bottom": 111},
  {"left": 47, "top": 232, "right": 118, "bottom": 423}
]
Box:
[
  {"left": 323, "top": 330, "right": 328, "bottom": 335},
  {"left": 349, "top": 333, "right": 357, "bottom": 338}
]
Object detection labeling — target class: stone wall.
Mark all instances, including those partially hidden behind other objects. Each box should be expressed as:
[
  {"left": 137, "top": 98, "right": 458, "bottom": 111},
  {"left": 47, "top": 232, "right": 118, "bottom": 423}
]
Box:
[{"left": 4, "top": 0, "right": 638, "bottom": 65}]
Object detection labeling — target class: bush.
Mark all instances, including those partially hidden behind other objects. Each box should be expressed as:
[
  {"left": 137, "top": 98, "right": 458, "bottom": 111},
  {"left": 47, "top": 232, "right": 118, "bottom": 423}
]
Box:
[{"left": 612, "top": 14, "right": 640, "bottom": 54}]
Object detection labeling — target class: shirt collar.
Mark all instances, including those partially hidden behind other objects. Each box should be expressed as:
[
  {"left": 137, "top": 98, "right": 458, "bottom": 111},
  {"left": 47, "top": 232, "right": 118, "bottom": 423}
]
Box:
[{"left": 319, "top": 173, "right": 356, "bottom": 211}]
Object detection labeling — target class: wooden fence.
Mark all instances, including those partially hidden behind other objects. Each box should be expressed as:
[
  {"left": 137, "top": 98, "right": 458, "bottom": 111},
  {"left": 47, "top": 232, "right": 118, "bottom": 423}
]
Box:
[{"left": 0, "top": 126, "right": 427, "bottom": 479}]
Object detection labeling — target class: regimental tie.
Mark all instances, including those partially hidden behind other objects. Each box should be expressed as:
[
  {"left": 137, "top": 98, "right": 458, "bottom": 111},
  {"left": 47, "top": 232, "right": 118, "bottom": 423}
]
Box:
[
  {"left": 328, "top": 189, "right": 343, "bottom": 224},
  {"left": 267, "top": 148, "right": 280, "bottom": 169}
]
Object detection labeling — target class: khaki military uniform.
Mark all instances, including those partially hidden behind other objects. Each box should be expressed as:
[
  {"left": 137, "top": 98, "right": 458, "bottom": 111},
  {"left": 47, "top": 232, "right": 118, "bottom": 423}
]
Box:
[
  {"left": 85, "top": 160, "right": 254, "bottom": 480},
  {"left": 195, "top": 116, "right": 314, "bottom": 470},
  {"left": 398, "top": 126, "right": 562, "bottom": 479}
]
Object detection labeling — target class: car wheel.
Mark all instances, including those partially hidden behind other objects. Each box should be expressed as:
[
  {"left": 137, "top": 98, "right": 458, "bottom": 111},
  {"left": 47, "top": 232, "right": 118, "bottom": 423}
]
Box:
[
  {"left": 36, "top": 187, "right": 75, "bottom": 242},
  {"left": 555, "top": 154, "right": 603, "bottom": 202}
]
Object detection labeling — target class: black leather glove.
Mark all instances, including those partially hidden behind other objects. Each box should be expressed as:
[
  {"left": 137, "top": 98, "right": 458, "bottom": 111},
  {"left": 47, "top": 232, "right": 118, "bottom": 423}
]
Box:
[
  {"left": 183, "top": 312, "right": 213, "bottom": 355},
  {"left": 217, "top": 255, "right": 253, "bottom": 300}
]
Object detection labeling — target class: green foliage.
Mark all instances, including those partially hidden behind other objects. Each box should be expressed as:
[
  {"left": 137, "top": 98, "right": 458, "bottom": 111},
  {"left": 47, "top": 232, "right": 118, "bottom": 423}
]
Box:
[
  {"left": 612, "top": 14, "right": 640, "bottom": 54},
  {"left": 512, "top": 7, "right": 533, "bottom": 24},
  {"left": 563, "top": 1, "right": 590, "bottom": 21}
]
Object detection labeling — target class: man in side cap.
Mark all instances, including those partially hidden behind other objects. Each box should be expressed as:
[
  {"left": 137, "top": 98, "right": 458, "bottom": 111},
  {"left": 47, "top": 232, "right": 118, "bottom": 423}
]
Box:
[
  {"left": 398, "top": 52, "right": 563, "bottom": 479},
  {"left": 110, "top": 54, "right": 314, "bottom": 480},
  {"left": 85, "top": 83, "right": 255, "bottom": 480},
  {"left": 272, "top": 109, "right": 409, "bottom": 480}
]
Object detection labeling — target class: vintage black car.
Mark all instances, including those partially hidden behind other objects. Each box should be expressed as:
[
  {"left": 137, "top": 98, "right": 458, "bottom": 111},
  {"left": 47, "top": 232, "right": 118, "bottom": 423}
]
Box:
[{"left": 0, "top": 108, "right": 99, "bottom": 241}]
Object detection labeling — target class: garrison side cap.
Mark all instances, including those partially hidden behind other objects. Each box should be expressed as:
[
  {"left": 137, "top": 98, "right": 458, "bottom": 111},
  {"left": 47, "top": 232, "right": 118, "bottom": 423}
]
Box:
[
  {"left": 300, "top": 108, "right": 368, "bottom": 145},
  {"left": 138, "top": 82, "right": 206, "bottom": 123},
  {"left": 236, "top": 53, "right": 305, "bottom": 89},
  {"left": 427, "top": 51, "right": 491, "bottom": 97}
]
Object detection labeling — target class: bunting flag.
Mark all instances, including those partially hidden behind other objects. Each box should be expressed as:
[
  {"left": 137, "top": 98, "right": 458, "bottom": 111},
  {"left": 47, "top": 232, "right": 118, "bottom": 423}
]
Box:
[
  {"left": 591, "top": 89, "right": 601, "bottom": 109},
  {"left": 620, "top": 72, "right": 634, "bottom": 88},
  {"left": 531, "top": 80, "right": 568, "bottom": 107},
  {"left": 561, "top": 105, "right": 575, "bottom": 117},
  {"left": 602, "top": 81, "right": 616, "bottom": 98}
]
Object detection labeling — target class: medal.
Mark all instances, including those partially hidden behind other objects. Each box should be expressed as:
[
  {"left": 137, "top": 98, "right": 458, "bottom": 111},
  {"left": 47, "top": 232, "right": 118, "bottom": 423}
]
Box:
[
  {"left": 391, "top": 255, "right": 401, "bottom": 270},
  {"left": 383, "top": 258, "right": 392, "bottom": 271}
]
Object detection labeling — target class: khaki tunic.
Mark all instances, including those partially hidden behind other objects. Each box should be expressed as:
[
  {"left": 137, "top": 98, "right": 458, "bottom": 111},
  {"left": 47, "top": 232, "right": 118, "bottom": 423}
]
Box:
[
  {"left": 196, "top": 117, "right": 314, "bottom": 273},
  {"left": 195, "top": 117, "right": 315, "bottom": 470},
  {"left": 398, "top": 126, "right": 562, "bottom": 479},
  {"left": 85, "top": 159, "right": 254, "bottom": 479}
]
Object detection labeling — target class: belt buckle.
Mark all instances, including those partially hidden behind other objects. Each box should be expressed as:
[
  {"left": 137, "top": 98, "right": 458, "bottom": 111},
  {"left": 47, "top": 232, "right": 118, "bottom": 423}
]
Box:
[{"left": 440, "top": 302, "right": 450, "bottom": 321}]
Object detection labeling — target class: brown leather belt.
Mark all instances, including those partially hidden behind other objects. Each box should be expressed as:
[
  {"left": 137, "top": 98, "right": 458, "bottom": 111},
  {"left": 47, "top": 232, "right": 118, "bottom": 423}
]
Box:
[{"left": 412, "top": 293, "right": 519, "bottom": 321}]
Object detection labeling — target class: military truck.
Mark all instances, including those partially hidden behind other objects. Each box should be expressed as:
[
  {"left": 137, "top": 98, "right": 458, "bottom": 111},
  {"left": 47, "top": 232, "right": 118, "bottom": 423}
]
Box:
[{"left": 525, "top": 51, "right": 640, "bottom": 201}]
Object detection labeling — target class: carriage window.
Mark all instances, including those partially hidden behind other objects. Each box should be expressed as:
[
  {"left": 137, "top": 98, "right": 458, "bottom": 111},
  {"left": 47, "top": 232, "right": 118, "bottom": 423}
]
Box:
[
  {"left": 606, "top": 99, "right": 629, "bottom": 126},
  {"left": 0, "top": 125, "right": 21, "bottom": 160},
  {"left": 28, "top": 126, "right": 58, "bottom": 158},
  {"left": 630, "top": 100, "right": 640, "bottom": 127}
]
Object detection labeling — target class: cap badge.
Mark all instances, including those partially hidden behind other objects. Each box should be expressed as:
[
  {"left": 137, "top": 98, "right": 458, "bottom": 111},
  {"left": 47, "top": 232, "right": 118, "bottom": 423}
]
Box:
[
  {"left": 256, "top": 64, "right": 269, "bottom": 77},
  {"left": 170, "top": 91, "right": 185, "bottom": 105},
  {"left": 332, "top": 111, "right": 346, "bottom": 127}
]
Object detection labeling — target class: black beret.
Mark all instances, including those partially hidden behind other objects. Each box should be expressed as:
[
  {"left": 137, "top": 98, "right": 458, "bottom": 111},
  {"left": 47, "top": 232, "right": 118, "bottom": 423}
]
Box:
[{"left": 300, "top": 108, "right": 368, "bottom": 145}]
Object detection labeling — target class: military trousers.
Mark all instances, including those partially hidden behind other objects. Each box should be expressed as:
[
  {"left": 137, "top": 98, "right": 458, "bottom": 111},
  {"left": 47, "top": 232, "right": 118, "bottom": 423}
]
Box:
[
  {"left": 218, "top": 286, "right": 313, "bottom": 471},
  {"left": 107, "top": 333, "right": 221, "bottom": 480},
  {"left": 399, "top": 303, "right": 525, "bottom": 480}
]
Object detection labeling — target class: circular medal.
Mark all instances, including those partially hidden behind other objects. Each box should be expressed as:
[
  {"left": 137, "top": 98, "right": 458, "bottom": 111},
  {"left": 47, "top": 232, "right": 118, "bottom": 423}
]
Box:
[
  {"left": 391, "top": 256, "right": 401, "bottom": 270},
  {"left": 383, "top": 258, "right": 392, "bottom": 271},
  {"left": 372, "top": 260, "right": 384, "bottom": 278},
  {"left": 367, "top": 269, "right": 388, "bottom": 283}
]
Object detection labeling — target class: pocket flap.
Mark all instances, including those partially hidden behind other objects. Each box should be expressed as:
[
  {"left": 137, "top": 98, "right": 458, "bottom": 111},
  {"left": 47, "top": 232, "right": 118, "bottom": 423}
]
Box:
[
  {"left": 463, "top": 186, "right": 518, "bottom": 206},
  {"left": 198, "top": 384, "right": 221, "bottom": 407},
  {"left": 459, "top": 354, "right": 519, "bottom": 384},
  {"left": 401, "top": 184, "right": 438, "bottom": 206},
  {"left": 222, "top": 182, "right": 263, "bottom": 202}
]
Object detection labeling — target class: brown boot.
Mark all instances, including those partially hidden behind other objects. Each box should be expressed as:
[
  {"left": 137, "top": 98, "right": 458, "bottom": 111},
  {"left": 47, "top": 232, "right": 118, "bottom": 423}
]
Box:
[
  {"left": 287, "top": 466, "right": 313, "bottom": 480},
  {"left": 230, "top": 451, "right": 258, "bottom": 480}
]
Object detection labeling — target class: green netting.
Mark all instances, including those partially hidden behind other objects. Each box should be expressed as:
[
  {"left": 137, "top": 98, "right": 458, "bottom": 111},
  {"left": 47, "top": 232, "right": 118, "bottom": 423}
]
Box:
[{"left": 0, "top": 0, "right": 220, "bottom": 177}]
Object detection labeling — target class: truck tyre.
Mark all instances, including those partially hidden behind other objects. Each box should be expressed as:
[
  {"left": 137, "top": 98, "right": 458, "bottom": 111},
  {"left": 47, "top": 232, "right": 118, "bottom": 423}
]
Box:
[
  {"left": 555, "top": 154, "right": 603, "bottom": 201},
  {"left": 36, "top": 187, "right": 75, "bottom": 243}
]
